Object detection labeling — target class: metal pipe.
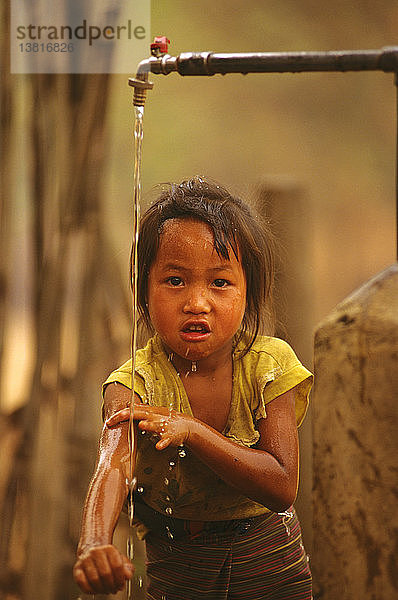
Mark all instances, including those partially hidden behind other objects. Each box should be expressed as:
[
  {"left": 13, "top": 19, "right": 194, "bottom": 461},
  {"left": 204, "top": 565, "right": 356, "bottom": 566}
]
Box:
[{"left": 135, "top": 47, "right": 398, "bottom": 77}]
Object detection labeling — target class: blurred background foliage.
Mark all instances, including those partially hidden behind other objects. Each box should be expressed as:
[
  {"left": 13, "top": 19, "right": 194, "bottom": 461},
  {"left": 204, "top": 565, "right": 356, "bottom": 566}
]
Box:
[{"left": 1, "top": 1, "right": 397, "bottom": 598}]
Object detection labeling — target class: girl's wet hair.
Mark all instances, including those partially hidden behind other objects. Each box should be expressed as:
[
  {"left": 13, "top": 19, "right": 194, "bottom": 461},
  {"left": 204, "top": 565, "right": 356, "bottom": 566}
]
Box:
[{"left": 135, "top": 176, "right": 275, "bottom": 356}]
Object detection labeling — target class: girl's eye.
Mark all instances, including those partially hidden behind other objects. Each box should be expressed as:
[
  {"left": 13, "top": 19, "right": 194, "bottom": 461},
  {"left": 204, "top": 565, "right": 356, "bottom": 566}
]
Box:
[
  {"left": 167, "top": 276, "right": 183, "bottom": 286},
  {"left": 213, "top": 278, "right": 229, "bottom": 288}
]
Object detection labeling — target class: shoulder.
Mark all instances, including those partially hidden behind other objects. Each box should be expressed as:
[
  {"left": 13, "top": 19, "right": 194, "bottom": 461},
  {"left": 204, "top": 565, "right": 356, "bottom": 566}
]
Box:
[
  {"left": 135, "top": 334, "right": 166, "bottom": 369},
  {"left": 238, "top": 335, "right": 313, "bottom": 427},
  {"left": 240, "top": 335, "right": 301, "bottom": 373},
  {"left": 248, "top": 335, "right": 297, "bottom": 357},
  {"left": 102, "top": 335, "right": 166, "bottom": 394}
]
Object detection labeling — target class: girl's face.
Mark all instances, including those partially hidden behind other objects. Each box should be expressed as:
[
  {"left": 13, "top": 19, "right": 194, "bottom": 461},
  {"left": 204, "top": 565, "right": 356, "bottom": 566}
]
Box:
[{"left": 147, "top": 218, "right": 247, "bottom": 364}]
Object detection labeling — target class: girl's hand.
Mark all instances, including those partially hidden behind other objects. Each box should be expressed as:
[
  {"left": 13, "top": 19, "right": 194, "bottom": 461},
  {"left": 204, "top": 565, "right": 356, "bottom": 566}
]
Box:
[
  {"left": 73, "top": 544, "right": 134, "bottom": 595},
  {"left": 106, "top": 404, "right": 195, "bottom": 450}
]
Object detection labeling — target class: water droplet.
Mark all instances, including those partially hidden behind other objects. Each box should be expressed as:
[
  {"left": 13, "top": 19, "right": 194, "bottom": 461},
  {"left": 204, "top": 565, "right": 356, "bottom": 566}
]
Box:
[
  {"left": 127, "top": 477, "right": 137, "bottom": 493},
  {"left": 164, "top": 477, "right": 169, "bottom": 485},
  {"left": 165, "top": 495, "right": 171, "bottom": 502},
  {"left": 127, "top": 534, "right": 134, "bottom": 560},
  {"left": 184, "top": 371, "right": 190, "bottom": 378},
  {"left": 141, "top": 430, "right": 146, "bottom": 435},
  {"left": 166, "top": 526, "right": 174, "bottom": 540},
  {"left": 137, "top": 486, "right": 144, "bottom": 493},
  {"left": 279, "top": 511, "right": 292, "bottom": 536},
  {"left": 191, "top": 361, "right": 197, "bottom": 372},
  {"left": 165, "top": 506, "right": 173, "bottom": 515},
  {"left": 169, "top": 461, "right": 175, "bottom": 470},
  {"left": 178, "top": 448, "right": 187, "bottom": 458},
  {"left": 128, "top": 503, "right": 134, "bottom": 521},
  {"left": 138, "top": 576, "right": 143, "bottom": 587},
  {"left": 168, "top": 352, "right": 174, "bottom": 362}
]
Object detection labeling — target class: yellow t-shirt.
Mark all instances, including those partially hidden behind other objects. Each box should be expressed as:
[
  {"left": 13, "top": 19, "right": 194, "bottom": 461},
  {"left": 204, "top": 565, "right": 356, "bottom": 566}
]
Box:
[{"left": 103, "top": 334, "right": 312, "bottom": 522}]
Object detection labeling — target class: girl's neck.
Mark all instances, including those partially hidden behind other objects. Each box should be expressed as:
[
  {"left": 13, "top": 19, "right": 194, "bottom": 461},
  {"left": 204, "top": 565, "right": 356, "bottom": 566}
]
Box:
[{"left": 163, "top": 342, "right": 233, "bottom": 377}]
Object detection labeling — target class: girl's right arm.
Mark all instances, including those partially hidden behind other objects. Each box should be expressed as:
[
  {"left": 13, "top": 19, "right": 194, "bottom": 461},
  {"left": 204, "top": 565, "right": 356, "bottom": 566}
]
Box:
[{"left": 73, "top": 383, "right": 135, "bottom": 595}]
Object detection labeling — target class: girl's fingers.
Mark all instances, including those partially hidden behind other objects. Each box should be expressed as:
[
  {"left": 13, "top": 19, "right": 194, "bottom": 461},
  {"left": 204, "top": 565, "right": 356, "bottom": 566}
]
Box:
[
  {"left": 73, "top": 564, "right": 96, "bottom": 594},
  {"left": 77, "top": 557, "right": 104, "bottom": 593},
  {"left": 104, "top": 546, "right": 129, "bottom": 591},
  {"left": 155, "top": 436, "right": 172, "bottom": 450},
  {"left": 106, "top": 404, "right": 154, "bottom": 427},
  {"left": 74, "top": 545, "right": 131, "bottom": 595},
  {"left": 132, "top": 405, "right": 170, "bottom": 419},
  {"left": 122, "top": 555, "right": 135, "bottom": 579},
  {"left": 137, "top": 418, "right": 169, "bottom": 433},
  {"left": 106, "top": 403, "right": 177, "bottom": 428},
  {"left": 106, "top": 408, "right": 130, "bottom": 427},
  {"left": 89, "top": 549, "right": 118, "bottom": 594}
]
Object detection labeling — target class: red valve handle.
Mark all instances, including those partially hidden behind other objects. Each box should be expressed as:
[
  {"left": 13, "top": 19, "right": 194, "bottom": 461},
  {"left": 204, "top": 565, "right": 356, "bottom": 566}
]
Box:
[{"left": 150, "top": 36, "right": 170, "bottom": 56}]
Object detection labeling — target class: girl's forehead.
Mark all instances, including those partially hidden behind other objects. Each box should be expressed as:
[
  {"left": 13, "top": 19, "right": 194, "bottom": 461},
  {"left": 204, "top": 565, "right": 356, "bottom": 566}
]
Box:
[
  {"left": 156, "top": 218, "right": 241, "bottom": 265},
  {"left": 159, "top": 218, "right": 215, "bottom": 249}
]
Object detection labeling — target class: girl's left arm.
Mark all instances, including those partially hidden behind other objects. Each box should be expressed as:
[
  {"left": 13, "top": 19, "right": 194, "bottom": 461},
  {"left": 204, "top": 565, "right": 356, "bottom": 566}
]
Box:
[
  {"left": 106, "top": 387, "right": 299, "bottom": 513},
  {"left": 187, "top": 388, "right": 298, "bottom": 512}
]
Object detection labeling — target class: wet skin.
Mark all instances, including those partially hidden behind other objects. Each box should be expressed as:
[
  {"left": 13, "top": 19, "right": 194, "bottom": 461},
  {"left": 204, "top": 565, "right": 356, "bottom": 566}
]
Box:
[
  {"left": 74, "top": 219, "right": 300, "bottom": 595},
  {"left": 73, "top": 384, "right": 134, "bottom": 595}
]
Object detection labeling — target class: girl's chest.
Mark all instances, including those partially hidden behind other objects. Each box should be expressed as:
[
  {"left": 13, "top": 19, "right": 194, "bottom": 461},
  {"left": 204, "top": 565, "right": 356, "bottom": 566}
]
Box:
[{"left": 182, "top": 375, "right": 233, "bottom": 433}]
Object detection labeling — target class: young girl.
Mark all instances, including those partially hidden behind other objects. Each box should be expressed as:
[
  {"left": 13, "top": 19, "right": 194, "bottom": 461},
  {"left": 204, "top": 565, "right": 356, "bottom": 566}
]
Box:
[{"left": 73, "top": 177, "right": 313, "bottom": 599}]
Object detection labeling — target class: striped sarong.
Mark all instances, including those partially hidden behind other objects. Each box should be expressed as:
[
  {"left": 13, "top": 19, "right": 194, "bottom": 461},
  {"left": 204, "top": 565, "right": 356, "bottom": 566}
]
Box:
[{"left": 145, "top": 509, "right": 312, "bottom": 599}]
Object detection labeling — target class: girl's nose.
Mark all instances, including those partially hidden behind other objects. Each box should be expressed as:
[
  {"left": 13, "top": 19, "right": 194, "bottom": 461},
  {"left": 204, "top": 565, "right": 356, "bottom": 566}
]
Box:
[{"left": 183, "top": 287, "right": 211, "bottom": 314}]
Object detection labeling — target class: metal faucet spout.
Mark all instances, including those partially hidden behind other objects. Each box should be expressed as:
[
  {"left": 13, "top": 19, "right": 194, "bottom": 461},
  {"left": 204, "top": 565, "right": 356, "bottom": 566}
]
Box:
[
  {"left": 128, "top": 38, "right": 174, "bottom": 106},
  {"left": 128, "top": 66, "right": 154, "bottom": 107}
]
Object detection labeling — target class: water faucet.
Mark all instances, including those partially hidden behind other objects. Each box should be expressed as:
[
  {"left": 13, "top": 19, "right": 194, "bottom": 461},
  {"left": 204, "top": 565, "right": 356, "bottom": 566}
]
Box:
[
  {"left": 128, "top": 37, "right": 171, "bottom": 106},
  {"left": 128, "top": 39, "right": 398, "bottom": 105}
]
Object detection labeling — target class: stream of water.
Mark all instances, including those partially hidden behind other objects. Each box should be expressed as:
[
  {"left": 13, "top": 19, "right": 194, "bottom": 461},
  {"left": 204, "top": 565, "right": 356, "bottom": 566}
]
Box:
[{"left": 126, "top": 104, "right": 144, "bottom": 600}]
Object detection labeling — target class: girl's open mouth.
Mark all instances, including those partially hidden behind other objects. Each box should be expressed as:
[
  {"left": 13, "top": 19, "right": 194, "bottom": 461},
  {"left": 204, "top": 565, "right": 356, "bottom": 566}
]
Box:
[{"left": 180, "top": 322, "right": 210, "bottom": 342}]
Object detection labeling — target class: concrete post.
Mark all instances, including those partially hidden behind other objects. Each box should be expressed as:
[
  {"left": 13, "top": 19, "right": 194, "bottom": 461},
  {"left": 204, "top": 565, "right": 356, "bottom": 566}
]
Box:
[{"left": 312, "top": 264, "right": 398, "bottom": 599}]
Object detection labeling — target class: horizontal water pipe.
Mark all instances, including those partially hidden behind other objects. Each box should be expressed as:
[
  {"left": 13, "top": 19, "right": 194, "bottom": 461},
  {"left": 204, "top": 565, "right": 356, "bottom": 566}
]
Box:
[
  {"left": 133, "top": 46, "right": 398, "bottom": 77},
  {"left": 128, "top": 47, "right": 398, "bottom": 105}
]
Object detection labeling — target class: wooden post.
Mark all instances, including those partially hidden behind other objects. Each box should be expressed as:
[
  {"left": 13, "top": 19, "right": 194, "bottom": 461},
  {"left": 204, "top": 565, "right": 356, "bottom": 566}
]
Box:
[
  {"left": 312, "top": 264, "right": 398, "bottom": 598},
  {"left": 253, "top": 179, "right": 315, "bottom": 552},
  {"left": 0, "top": 0, "right": 12, "bottom": 404}
]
